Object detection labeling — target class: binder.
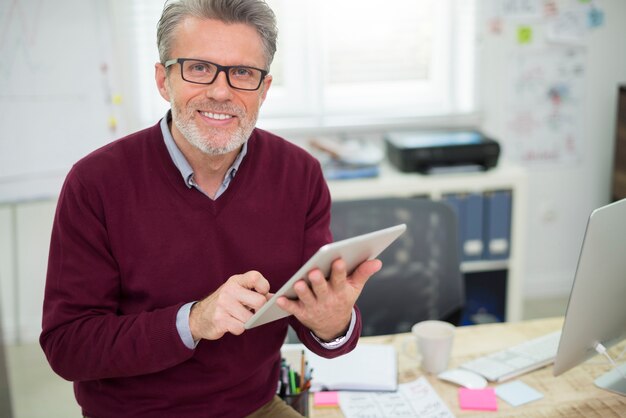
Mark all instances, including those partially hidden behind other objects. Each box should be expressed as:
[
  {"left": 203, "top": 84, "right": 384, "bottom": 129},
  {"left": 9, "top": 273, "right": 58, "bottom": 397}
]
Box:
[
  {"left": 484, "top": 190, "right": 512, "bottom": 260},
  {"left": 463, "top": 193, "right": 484, "bottom": 261},
  {"left": 442, "top": 193, "right": 484, "bottom": 261}
]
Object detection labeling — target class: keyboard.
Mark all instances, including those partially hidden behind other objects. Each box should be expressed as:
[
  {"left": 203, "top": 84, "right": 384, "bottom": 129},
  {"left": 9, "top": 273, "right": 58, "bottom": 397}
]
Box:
[{"left": 460, "top": 330, "right": 562, "bottom": 382}]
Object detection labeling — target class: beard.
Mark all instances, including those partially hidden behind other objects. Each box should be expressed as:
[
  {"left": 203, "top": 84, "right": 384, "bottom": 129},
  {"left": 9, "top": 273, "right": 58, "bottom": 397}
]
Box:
[{"left": 170, "top": 98, "right": 258, "bottom": 156}]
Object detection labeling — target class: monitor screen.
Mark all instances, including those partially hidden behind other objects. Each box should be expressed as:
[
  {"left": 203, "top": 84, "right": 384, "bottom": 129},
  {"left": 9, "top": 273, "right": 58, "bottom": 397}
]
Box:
[{"left": 553, "top": 198, "right": 626, "bottom": 395}]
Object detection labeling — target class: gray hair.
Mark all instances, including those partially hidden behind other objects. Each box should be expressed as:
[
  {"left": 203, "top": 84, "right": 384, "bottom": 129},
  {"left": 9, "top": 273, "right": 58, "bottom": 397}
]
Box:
[{"left": 157, "top": 0, "right": 278, "bottom": 69}]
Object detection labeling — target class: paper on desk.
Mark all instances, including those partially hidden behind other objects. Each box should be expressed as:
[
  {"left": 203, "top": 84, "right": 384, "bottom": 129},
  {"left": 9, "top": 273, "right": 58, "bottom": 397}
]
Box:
[
  {"left": 282, "top": 343, "right": 397, "bottom": 392},
  {"left": 339, "top": 377, "right": 455, "bottom": 418}
]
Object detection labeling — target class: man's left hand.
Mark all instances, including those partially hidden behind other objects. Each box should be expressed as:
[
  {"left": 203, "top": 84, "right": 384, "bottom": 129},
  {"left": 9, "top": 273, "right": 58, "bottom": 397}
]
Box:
[{"left": 275, "top": 258, "right": 382, "bottom": 341}]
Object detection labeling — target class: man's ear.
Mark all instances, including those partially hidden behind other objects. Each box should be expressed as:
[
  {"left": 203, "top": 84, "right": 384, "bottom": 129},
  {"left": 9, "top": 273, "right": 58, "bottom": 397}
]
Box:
[
  {"left": 259, "top": 74, "right": 273, "bottom": 106},
  {"left": 155, "top": 62, "right": 171, "bottom": 102}
]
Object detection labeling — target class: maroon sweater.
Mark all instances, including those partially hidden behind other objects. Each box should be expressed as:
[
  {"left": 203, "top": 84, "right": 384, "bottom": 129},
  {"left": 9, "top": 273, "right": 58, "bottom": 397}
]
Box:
[{"left": 40, "top": 123, "right": 361, "bottom": 417}]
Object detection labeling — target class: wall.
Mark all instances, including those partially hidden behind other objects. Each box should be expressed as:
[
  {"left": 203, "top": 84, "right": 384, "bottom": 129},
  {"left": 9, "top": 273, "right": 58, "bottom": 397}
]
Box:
[
  {"left": 0, "top": 0, "right": 121, "bottom": 345},
  {"left": 479, "top": 0, "right": 626, "bottom": 297}
]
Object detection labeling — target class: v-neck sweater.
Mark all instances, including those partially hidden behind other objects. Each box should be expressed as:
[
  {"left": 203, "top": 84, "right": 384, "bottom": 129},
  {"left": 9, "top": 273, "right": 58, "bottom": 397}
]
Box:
[{"left": 40, "top": 122, "right": 362, "bottom": 418}]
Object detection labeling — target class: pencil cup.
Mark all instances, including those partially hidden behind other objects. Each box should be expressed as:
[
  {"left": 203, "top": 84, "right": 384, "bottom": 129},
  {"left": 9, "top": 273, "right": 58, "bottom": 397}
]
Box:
[{"left": 281, "top": 389, "right": 310, "bottom": 417}]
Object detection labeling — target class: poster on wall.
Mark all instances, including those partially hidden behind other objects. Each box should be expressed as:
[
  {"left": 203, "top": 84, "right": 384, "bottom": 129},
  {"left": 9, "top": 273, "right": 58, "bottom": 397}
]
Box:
[
  {"left": 0, "top": 0, "right": 121, "bottom": 203},
  {"left": 504, "top": 48, "right": 586, "bottom": 165}
]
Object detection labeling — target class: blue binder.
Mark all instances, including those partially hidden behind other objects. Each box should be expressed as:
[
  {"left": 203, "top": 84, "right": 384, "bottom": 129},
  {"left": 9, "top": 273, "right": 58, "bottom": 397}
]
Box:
[
  {"left": 484, "top": 190, "right": 512, "bottom": 260},
  {"left": 463, "top": 193, "right": 484, "bottom": 261},
  {"left": 442, "top": 193, "right": 484, "bottom": 261}
]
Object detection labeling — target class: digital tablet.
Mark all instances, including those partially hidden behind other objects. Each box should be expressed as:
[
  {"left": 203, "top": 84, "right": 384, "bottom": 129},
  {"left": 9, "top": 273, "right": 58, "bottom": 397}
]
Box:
[{"left": 244, "top": 223, "right": 407, "bottom": 329}]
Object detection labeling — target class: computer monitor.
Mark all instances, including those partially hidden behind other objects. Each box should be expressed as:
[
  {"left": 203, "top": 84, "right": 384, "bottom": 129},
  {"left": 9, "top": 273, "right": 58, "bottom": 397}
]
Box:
[{"left": 553, "top": 198, "right": 626, "bottom": 395}]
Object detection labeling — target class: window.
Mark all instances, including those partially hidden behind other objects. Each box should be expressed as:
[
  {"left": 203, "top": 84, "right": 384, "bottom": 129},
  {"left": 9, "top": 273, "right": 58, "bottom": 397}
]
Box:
[{"left": 113, "top": 0, "right": 476, "bottom": 130}]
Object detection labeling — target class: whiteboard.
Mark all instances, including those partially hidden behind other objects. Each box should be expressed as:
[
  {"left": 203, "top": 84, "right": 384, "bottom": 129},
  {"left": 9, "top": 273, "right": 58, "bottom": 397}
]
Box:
[{"left": 0, "top": 0, "right": 120, "bottom": 203}]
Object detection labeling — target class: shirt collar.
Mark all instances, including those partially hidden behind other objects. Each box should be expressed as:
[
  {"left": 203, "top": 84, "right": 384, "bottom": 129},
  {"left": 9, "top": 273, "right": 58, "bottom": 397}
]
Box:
[{"left": 160, "top": 110, "right": 248, "bottom": 190}]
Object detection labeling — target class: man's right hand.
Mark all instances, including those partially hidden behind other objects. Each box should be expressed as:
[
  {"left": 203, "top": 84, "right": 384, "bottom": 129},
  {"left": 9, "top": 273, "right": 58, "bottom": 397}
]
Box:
[{"left": 189, "top": 271, "right": 271, "bottom": 341}]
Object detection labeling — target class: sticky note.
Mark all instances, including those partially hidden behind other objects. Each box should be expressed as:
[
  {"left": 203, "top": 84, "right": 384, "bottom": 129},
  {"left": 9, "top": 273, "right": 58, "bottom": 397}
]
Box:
[
  {"left": 458, "top": 387, "right": 498, "bottom": 411},
  {"left": 488, "top": 18, "right": 503, "bottom": 35},
  {"left": 587, "top": 8, "right": 604, "bottom": 28},
  {"left": 544, "top": 1, "right": 558, "bottom": 17},
  {"left": 108, "top": 116, "right": 118, "bottom": 130},
  {"left": 517, "top": 26, "right": 533, "bottom": 44},
  {"left": 314, "top": 391, "right": 339, "bottom": 408},
  {"left": 495, "top": 380, "right": 543, "bottom": 407}
]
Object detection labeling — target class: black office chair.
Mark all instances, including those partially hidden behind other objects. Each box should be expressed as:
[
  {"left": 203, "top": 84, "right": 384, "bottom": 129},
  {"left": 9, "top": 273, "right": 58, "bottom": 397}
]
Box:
[{"left": 331, "top": 197, "right": 465, "bottom": 336}]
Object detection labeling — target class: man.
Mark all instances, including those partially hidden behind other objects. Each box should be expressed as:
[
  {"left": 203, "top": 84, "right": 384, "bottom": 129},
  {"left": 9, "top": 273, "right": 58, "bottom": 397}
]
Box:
[{"left": 39, "top": 0, "right": 381, "bottom": 417}]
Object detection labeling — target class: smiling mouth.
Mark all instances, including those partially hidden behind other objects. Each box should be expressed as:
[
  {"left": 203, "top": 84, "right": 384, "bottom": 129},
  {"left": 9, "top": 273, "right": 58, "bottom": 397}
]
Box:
[{"left": 199, "top": 111, "right": 234, "bottom": 121}]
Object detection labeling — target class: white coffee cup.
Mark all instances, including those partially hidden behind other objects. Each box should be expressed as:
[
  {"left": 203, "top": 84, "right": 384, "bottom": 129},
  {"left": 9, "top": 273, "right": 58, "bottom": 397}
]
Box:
[{"left": 406, "top": 320, "right": 455, "bottom": 374}]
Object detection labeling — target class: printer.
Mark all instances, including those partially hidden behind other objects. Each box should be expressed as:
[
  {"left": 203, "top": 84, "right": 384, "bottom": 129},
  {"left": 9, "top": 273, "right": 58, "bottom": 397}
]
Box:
[{"left": 385, "top": 130, "right": 501, "bottom": 173}]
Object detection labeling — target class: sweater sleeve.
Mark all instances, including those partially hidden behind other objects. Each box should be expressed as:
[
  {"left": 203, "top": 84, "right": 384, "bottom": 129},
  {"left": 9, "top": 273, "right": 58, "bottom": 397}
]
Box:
[
  {"left": 39, "top": 168, "right": 195, "bottom": 382},
  {"left": 289, "top": 306, "right": 362, "bottom": 358}
]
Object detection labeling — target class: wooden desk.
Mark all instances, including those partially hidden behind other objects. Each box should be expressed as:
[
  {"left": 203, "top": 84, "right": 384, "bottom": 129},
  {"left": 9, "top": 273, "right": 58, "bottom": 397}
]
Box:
[{"left": 311, "top": 317, "right": 626, "bottom": 418}]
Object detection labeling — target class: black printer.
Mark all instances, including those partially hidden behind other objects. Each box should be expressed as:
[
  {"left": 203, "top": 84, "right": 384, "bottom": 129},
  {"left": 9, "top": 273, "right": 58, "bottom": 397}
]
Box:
[{"left": 385, "top": 130, "right": 500, "bottom": 173}]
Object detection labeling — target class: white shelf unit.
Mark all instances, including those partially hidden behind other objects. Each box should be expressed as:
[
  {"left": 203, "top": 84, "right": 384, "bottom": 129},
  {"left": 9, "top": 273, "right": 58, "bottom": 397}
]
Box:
[{"left": 327, "top": 162, "right": 528, "bottom": 322}]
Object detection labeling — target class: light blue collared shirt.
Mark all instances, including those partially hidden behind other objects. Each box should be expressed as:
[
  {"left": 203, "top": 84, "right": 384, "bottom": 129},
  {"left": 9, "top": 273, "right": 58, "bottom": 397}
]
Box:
[
  {"left": 160, "top": 112, "right": 354, "bottom": 349},
  {"left": 160, "top": 112, "right": 247, "bottom": 200}
]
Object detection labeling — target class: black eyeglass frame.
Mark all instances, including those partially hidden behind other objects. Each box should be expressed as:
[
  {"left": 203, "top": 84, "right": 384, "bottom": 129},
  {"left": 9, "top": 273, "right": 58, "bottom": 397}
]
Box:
[{"left": 164, "top": 58, "right": 269, "bottom": 91}]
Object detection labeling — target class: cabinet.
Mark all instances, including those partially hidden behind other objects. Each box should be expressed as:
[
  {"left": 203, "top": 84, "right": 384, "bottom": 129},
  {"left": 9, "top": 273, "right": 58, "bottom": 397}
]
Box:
[
  {"left": 0, "top": 200, "right": 56, "bottom": 345},
  {"left": 326, "top": 162, "right": 528, "bottom": 322}
]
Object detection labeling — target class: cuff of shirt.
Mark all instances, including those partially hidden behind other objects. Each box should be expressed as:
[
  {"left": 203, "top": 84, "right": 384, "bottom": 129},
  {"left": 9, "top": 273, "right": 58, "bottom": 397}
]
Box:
[
  {"left": 310, "top": 307, "right": 357, "bottom": 350},
  {"left": 176, "top": 301, "right": 199, "bottom": 350}
]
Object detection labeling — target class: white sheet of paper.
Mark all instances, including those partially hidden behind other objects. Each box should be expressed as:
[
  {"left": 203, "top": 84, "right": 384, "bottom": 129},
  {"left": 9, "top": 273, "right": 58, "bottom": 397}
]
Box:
[
  {"left": 282, "top": 343, "right": 397, "bottom": 392},
  {"left": 339, "top": 377, "right": 455, "bottom": 418}
]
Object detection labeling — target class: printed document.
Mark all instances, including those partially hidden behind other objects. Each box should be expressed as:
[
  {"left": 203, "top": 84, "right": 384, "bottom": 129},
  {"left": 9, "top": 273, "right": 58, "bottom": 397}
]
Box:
[{"left": 339, "top": 377, "right": 455, "bottom": 418}]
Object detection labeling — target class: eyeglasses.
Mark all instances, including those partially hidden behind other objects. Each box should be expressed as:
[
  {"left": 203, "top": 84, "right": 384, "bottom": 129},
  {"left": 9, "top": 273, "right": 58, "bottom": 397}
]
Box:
[{"left": 164, "top": 58, "right": 268, "bottom": 91}]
